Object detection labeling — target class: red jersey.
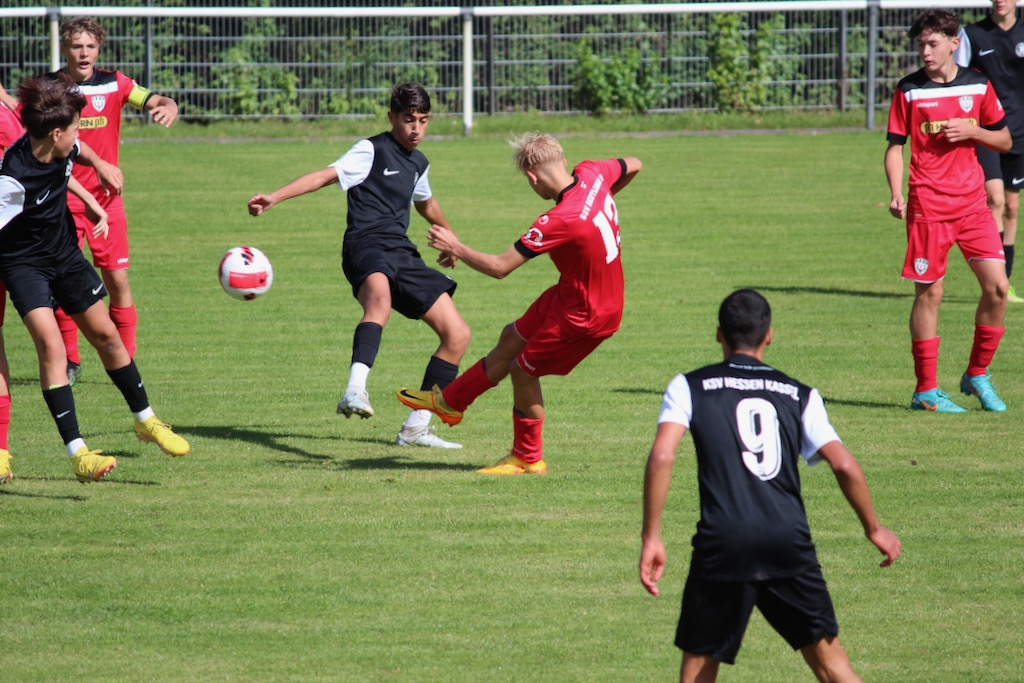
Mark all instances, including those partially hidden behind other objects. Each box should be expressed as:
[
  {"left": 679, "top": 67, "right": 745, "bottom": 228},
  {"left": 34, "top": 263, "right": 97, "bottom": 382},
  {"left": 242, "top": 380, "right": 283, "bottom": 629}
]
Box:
[
  {"left": 52, "top": 69, "right": 153, "bottom": 211},
  {"left": 887, "top": 66, "right": 1006, "bottom": 219},
  {"left": 515, "top": 158, "right": 626, "bottom": 336},
  {"left": 0, "top": 102, "right": 22, "bottom": 151}
]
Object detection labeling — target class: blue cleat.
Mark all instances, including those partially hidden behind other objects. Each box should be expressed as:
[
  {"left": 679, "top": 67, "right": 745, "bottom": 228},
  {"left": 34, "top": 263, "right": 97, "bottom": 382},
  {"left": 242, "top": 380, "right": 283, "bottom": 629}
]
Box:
[
  {"left": 911, "top": 388, "right": 966, "bottom": 413},
  {"left": 960, "top": 372, "right": 1007, "bottom": 412}
]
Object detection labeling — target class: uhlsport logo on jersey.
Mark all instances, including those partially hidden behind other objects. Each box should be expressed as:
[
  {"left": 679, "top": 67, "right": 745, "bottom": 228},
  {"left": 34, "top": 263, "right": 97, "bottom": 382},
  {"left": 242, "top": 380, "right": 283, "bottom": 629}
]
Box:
[
  {"left": 915, "top": 258, "right": 929, "bottom": 276},
  {"left": 1016, "top": 42, "right": 1024, "bottom": 58},
  {"left": 91, "top": 95, "right": 106, "bottom": 112},
  {"left": 958, "top": 95, "right": 974, "bottom": 113}
]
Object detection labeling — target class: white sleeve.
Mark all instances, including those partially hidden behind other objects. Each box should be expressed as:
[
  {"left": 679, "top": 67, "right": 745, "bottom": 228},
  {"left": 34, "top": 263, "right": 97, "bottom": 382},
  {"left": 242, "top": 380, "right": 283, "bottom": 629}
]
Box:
[
  {"left": 799, "top": 388, "right": 840, "bottom": 466},
  {"left": 657, "top": 374, "right": 692, "bottom": 428},
  {"left": 328, "top": 139, "right": 374, "bottom": 191},
  {"left": 0, "top": 175, "right": 26, "bottom": 230},
  {"left": 954, "top": 27, "right": 971, "bottom": 67},
  {"left": 412, "top": 164, "right": 432, "bottom": 203}
]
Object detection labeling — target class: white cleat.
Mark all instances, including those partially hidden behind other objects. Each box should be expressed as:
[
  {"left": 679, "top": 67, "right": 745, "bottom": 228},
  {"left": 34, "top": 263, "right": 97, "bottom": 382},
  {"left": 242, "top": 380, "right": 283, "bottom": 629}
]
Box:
[
  {"left": 337, "top": 390, "right": 374, "bottom": 419},
  {"left": 396, "top": 426, "right": 463, "bottom": 449}
]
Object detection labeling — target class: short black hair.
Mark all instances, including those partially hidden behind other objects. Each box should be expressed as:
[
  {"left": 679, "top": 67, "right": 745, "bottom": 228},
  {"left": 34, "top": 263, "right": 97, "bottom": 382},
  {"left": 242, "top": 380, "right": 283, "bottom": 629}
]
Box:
[
  {"left": 390, "top": 82, "right": 430, "bottom": 115},
  {"left": 17, "top": 73, "right": 86, "bottom": 139},
  {"left": 909, "top": 8, "right": 959, "bottom": 40},
  {"left": 718, "top": 289, "right": 771, "bottom": 351}
]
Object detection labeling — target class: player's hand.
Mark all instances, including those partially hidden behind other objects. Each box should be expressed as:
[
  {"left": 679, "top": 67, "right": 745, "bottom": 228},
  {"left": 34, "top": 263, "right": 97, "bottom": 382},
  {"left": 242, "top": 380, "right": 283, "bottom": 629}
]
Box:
[
  {"left": 248, "top": 194, "right": 274, "bottom": 216},
  {"left": 868, "top": 526, "right": 902, "bottom": 567},
  {"left": 437, "top": 251, "right": 458, "bottom": 269},
  {"left": 889, "top": 194, "right": 906, "bottom": 220},
  {"left": 639, "top": 537, "right": 666, "bottom": 596},
  {"left": 940, "top": 118, "right": 976, "bottom": 144},
  {"left": 95, "top": 162, "right": 124, "bottom": 197},
  {"left": 149, "top": 100, "right": 179, "bottom": 128},
  {"left": 87, "top": 205, "right": 109, "bottom": 239},
  {"left": 426, "top": 223, "right": 460, "bottom": 254}
]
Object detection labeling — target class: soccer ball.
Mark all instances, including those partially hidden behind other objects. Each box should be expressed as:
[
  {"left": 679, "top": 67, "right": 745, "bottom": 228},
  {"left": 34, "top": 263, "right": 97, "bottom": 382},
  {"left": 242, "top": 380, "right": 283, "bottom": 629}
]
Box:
[{"left": 219, "top": 246, "right": 273, "bottom": 300}]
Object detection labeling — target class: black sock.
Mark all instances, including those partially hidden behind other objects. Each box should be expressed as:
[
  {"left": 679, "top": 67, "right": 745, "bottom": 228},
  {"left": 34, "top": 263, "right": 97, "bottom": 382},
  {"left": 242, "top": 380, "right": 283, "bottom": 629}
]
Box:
[
  {"left": 421, "top": 356, "right": 459, "bottom": 391},
  {"left": 42, "top": 385, "right": 81, "bottom": 444},
  {"left": 1005, "top": 243, "right": 1015, "bottom": 279},
  {"left": 351, "top": 322, "right": 383, "bottom": 367},
  {"left": 107, "top": 361, "right": 150, "bottom": 413}
]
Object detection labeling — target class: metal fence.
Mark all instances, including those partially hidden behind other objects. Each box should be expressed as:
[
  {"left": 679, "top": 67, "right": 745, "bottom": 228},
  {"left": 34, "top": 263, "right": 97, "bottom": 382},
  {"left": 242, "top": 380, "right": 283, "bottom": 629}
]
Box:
[{"left": 0, "top": 2, "right": 1005, "bottom": 130}]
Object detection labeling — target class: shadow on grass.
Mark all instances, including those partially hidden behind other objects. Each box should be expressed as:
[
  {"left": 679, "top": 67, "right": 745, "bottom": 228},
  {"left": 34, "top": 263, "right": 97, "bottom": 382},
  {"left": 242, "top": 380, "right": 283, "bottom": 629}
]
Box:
[
  {"left": 613, "top": 387, "right": 663, "bottom": 396},
  {"left": 339, "top": 456, "right": 478, "bottom": 472},
  {"left": 748, "top": 285, "right": 908, "bottom": 299},
  {"left": 0, "top": 486, "right": 88, "bottom": 501},
  {"left": 820, "top": 396, "right": 906, "bottom": 410}
]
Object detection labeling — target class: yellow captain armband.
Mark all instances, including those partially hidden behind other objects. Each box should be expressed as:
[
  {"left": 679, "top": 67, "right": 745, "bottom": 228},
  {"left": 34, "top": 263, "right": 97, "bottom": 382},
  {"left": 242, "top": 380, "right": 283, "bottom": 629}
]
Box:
[{"left": 127, "top": 85, "right": 153, "bottom": 110}]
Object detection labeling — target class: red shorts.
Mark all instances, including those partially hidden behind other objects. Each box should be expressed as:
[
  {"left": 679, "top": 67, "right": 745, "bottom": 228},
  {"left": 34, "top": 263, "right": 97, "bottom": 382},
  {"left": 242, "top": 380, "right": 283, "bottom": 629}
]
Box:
[
  {"left": 73, "top": 196, "right": 130, "bottom": 271},
  {"left": 902, "top": 210, "right": 1004, "bottom": 283},
  {"left": 514, "top": 286, "right": 615, "bottom": 378}
]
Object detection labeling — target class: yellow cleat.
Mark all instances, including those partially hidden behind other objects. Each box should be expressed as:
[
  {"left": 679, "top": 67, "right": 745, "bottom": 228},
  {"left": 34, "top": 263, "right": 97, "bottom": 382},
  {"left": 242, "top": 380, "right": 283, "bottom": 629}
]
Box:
[
  {"left": 0, "top": 448, "right": 12, "bottom": 484},
  {"left": 396, "top": 385, "right": 463, "bottom": 426},
  {"left": 135, "top": 416, "right": 190, "bottom": 457},
  {"left": 1007, "top": 284, "right": 1024, "bottom": 303},
  {"left": 72, "top": 447, "right": 117, "bottom": 483},
  {"left": 477, "top": 454, "right": 547, "bottom": 475}
]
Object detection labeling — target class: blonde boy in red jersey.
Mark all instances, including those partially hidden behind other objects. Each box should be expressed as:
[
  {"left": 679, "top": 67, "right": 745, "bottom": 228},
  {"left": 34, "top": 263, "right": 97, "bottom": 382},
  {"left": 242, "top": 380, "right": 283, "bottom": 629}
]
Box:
[
  {"left": 886, "top": 9, "right": 1011, "bottom": 413},
  {"left": 49, "top": 17, "right": 180, "bottom": 384},
  {"left": 398, "top": 133, "right": 641, "bottom": 474}
]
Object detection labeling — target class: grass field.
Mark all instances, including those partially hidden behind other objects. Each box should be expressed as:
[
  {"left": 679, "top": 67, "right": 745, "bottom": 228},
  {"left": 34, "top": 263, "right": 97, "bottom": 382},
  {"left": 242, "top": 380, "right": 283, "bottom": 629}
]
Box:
[{"left": 1, "top": 127, "right": 1022, "bottom": 681}]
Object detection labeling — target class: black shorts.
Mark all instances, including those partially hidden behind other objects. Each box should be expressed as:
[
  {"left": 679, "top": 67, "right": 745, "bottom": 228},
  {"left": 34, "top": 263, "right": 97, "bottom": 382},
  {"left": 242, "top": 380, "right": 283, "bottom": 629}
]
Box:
[
  {"left": 0, "top": 251, "right": 107, "bottom": 318},
  {"left": 342, "top": 242, "right": 457, "bottom": 320},
  {"left": 976, "top": 146, "right": 1024, "bottom": 192},
  {"left": 675, "top": 567, "right": 839, "bottom": 665}
]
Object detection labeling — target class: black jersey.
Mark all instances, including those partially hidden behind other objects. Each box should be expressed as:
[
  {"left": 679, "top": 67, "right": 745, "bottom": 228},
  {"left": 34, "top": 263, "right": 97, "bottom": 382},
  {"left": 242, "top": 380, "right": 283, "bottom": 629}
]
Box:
[
  {"left": 333, "top": 131, "right": 430, "bottom": 253},
  {"left": 660, "top": 353, "right": 840, "bottom": 582},
  {"left": 959, "top": 17, "right": 1024, "bottom": 153},
  {"left": 0, "top": 135, "right": 81, "bottom": 263}
]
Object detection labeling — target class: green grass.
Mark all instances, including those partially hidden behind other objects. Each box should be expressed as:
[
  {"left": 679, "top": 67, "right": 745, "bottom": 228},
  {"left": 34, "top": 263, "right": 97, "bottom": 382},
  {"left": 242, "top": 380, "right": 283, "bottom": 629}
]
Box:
[{"left": 1, "top": 127, "right": 1022, "bottom": 681}]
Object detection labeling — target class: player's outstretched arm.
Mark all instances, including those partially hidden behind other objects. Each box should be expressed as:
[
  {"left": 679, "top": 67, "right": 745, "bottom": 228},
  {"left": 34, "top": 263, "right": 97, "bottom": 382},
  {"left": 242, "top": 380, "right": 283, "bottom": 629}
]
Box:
[
  {"left": 414, "top": 197, "right": 458, "bottom": 268},
  {"left": 145, "top": 93, "right": 179, "bottom": 128},
  {"left": 884, "top": 143, "right": 906, "bottom": 220},
  {"left": 817, "top": 440, "right": 902, "bottom": 567},
  {"left": 75, "top": 140, "right": 123, "bottom": 197},
  {"left": 0, "top": 79, "right": 17, "bottom": 110},
  {"left": 640, "top": 421, "right": 686, "bottom": 597},
  {"left": 426, "top": 224, "right": 527, "bottom": 279},
  {"left": 610, "top": 157, "right": 642, "bottom": 195},
  {"left": 248, "top": 167, "right": 337, "bottom": 216},
  {"left": 68, "top": 176, "right": 108, "bottom": 238}
]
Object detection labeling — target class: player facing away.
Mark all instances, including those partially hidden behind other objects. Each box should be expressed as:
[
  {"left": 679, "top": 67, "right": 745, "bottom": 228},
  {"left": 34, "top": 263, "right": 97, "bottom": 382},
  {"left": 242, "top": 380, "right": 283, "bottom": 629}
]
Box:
[
  {"left": 639, "top": 289, "right": 902, "bottom": 683},
  {"left": 955, "top": 0, "right": 1024, "bottom": 303},
  {"left": 397, "top": 133, "right": 642, "bottom": 474},
  {"left": 885, "top": 9, "right": 1011, "bottom": 413},
  {"left": 0, "top": 82, "right": 22, "bottom": 483},
  {"left": 47, "top": 16, "right": 180, "bottom": 386},
  {"left": 0, "top": 75, "right": 189, "bottom": 482},
  {"left": 248, "top": 83, "right": 470, "bottom": 449}
]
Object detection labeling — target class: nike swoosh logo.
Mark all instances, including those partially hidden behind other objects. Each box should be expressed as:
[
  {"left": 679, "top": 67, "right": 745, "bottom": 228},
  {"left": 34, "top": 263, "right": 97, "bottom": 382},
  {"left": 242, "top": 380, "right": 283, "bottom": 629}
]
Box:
[
  {"left": 92, "top": 284, "right": 103, "bottom": 295},
  {"left": 36, "top": 189, "right": 51, "bottom": 204},
  {"left": 57, "top": 410, "right": 71, "bottom": 418},
  {"left": 1013, "top": 177, "right": 1024, "bottom": 185},
  {"left": 383, "top": 168, "right": 400, "bottom": 176},
  {"left": 979, "top": 49, "right": 996, "bottom": 56}
]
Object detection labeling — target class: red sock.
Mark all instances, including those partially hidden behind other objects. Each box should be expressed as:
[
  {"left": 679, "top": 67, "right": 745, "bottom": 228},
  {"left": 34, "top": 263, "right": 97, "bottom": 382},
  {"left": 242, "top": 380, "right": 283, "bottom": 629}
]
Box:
[
  {"left": 967, "top": 325, "right": 1005, "bottom": 377},
  {"left": 912, "top": 337, "right": 940, "bottom": 393},
  {"left": 110, "top": 304, "right": 138, "bottom": 358},
  {"left": 0, "top": 394, "right": 10, "bottom": 450},
  {"left": 442, "top": 358, "right": 496, "bottom": 412},
  {"left": 56, "top": 307, "right": 80, "bottom": 364},
  {"left": 511, "top": 412, "right": 544, "bottom": 464}
]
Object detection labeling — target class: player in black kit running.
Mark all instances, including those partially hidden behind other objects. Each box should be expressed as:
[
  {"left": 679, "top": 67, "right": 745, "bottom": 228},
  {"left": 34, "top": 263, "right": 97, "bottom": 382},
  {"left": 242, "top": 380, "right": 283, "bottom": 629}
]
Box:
[{"left": 639, "top": 289, "right": 901, "bottom": 683}]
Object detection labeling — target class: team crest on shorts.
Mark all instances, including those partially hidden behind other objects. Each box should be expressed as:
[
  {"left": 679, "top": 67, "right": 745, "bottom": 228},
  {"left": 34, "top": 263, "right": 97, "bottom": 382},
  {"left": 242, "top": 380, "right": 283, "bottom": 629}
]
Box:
[
  {"left": 1016, "top": 42, "right": 1024, "bottom": 58},
  {"left": 915, "top": 257, "right": 929, "bottom": 276},
  {"left": 91, "top": 95, "right": 106, "bottom": 112},
  {"left": 958, "top": 95, "right": 974, "bottom": 113}
]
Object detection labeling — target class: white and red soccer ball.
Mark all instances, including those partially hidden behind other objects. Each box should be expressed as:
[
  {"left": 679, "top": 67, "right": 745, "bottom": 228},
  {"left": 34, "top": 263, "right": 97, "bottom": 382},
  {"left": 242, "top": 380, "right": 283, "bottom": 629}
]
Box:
[{"left": 219, "top": 246, "right": 273, "bottom": 300}]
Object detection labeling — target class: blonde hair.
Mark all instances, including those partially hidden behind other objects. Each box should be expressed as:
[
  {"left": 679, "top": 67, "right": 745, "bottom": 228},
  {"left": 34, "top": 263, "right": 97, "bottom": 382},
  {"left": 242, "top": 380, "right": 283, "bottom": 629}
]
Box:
[{"left": 510, "top": 132, "right": 564, "bottom": 174}]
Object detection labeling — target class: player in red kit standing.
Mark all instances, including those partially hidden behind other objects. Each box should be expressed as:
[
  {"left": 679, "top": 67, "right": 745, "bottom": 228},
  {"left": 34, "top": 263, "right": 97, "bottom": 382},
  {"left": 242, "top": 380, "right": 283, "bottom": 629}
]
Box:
[
  {"left": 49, "top": 16, "right": 180, "bottom": 385},
  {"left": 885, "top": 9, "right": 1011, "bottom": 413},
  {"left": 398, "top": 133, "right": 641, "bottom": 474}
]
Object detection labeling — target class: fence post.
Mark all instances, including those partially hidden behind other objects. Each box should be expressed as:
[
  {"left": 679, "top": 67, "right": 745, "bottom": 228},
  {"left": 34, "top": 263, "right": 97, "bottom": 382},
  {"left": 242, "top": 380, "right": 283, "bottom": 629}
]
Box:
[
  {"left": 48, "top": 6, "right": 60, "bottom": 72},
  {"left": 145, "top": 0, "right": 154, "bottom": 122},
  {"left": 866, "top": 0, "right": 879, "bottom": 130},
  {"left": 462, "top": 7, "right": 473, "bottom": 136},
  {"left": 837, "top": 9, "right": 847, "bottom": 112}
]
